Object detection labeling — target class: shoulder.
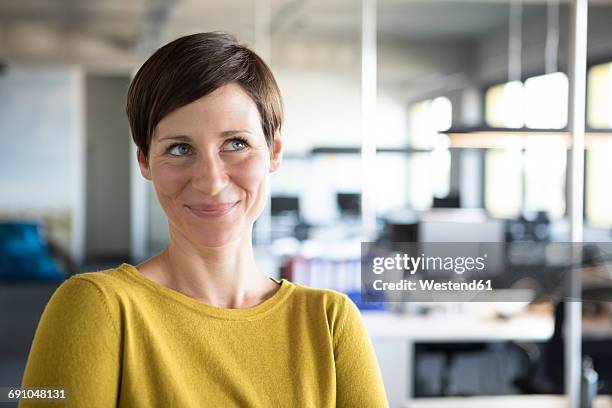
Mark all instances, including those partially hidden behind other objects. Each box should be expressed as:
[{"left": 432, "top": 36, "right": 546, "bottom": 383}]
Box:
[
  {"left": 30, "top": 270, "right": 124, "bottom": 346},
  {"left": 286, "top": 283, "right": 369, "bottom": 353},
  {"left": 53, "top": 267, "right": 126, "bottom": 304},
  {"left": 286, "top": 281, "right": 357, "bottom": 333},
  {"left": 22, "top": 272, "right": 124, "bottom": 394},
  {"left": 288, "top": 280, "right": 352, "bottom": 309},
  {"left": 44, "top": 267, "right": 128, "bottom": 331}
]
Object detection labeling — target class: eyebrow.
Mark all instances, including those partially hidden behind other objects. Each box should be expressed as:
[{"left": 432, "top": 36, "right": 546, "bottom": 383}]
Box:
[
  {"left": 157, "top": 135, "right": 191, "bottom": 143},
  {"left": 220, "top": 129, "right": 253, "bottom": 137},
  {"left": 157, "top": 130, "right": 253, "bottom": 143}
]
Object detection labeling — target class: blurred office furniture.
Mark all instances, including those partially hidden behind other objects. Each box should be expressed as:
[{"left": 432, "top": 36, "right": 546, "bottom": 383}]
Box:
[
  {"left": 280, "top": 253, "right": 383, "bottom": 309},
  {"left": 379, "top": 209, "right": 420, "bottom": 242},
  {"left": 541, "top": 286, "right": 612, "bottom": 395},
  {"left": 0, "top": 222, "right": 68, "bottom": 282},
  {"left": 277, "top": 237, "right": 385, "bottom": 309},
  {"left": 370, "top": 209, "right": 520, "bottom": 397},
  {"left": 281, "top": 256, "right": 360, "bottom": 291},
  {"left": 362, "top": 307, "right": 554, "bottom": 399},
  {"left": 271, "top": 195, "right": 300, "bottom": 217},
  {"left": 413, "top": 316, "right": 547, "bottom": 397},
  {"left": 0, "top": 210, "right": 74, "bottom": 271},
  {"left": 582, "top": 356, "right": 599, "bottom": 408},
  {"left": 433, "top": 193, "right": 461, "bottom": 209},
  {"left": 401, "top": 394, "right": 612, "bottom": 408},
  {"left": 378, "top": 208, "right": 506, "bottom": 243},
  {"left": 505, "top": 211, "right": 552, "bottom": 242},
  {"left": 337, "top": 192, "right": 361, "bottom": 216},
  {"left": 292, "top": 221, "right": 311, "bottom": 242},
  {"left": 0, "top": 280, "right": 61, "bottom": 388},
  {"left": 381, "top": 220, "right": 419, "bottom": 243},
  {"left": 419, "top": 209, "right": 506, "bottom": 242},
  {"left": 415, "top": 341, "right": 488, "bottom": 397},
  {"left": 270, "top": 195, "right": 311, "bottom": 241},
  {"left": 0, "top": 221, "right": 69, "bottom": 394},
  {"left": 380, "top": 208, "right": 506, "bottom": 243},
  {"left": 270, "top": 195, "right": 310, "bottom": 241}
]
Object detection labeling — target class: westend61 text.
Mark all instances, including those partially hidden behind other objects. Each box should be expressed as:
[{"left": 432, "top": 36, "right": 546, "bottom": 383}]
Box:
[{"left": 372, "top": 279, "right": 493, "bottom": 292}]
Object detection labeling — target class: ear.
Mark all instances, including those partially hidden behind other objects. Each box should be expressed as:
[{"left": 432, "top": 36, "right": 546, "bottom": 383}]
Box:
[
  {"left": 137, "top": 148, "right": 152, "bottom": 180},
  {"left": 269, "top": 131, "right": 283, "bottom": 173}
]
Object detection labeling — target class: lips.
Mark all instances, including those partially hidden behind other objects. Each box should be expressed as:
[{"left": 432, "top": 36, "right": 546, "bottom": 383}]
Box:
[
  {"left": 188, "top": 202, "right": 237, "bottom": 211},
  {"left": 185, "top": 201, "right": 239, "bottom": 218}
]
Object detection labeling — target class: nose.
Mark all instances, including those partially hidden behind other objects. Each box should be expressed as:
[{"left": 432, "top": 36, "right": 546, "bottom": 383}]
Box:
[{"left": 190, "top": 152, "right": 229, "bottom": 196}]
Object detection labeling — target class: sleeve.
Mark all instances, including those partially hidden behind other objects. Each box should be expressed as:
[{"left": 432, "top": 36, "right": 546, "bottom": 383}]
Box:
[
  {"left": 19, "top": 276, "right": 121, "bottom": 408},
  {"left": 333, "top": 295, "right": 389, "bottom": 408}
]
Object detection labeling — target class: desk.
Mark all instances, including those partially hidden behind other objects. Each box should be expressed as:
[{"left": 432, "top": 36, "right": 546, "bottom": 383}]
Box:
[
  {"left": 402, "top": 395, "right": 612, "bottom": 408},
  {"left": 361, "top": 311, "right": 554, "bottom": 342},
  {"left": 362, "top": 310, "right": 555, "bottom": 400}
]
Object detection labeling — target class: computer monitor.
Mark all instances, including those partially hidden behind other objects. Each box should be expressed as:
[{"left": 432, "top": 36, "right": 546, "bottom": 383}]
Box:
[
  {"left": 270, "top": 196, "right": 300, "bottom": 216},
  {"left": 337, "top": 193, "right": 361, "bottom": 215},
  {"left": 433, "top": 193, "right": 461, "bottom": 208},
  {"left": 419, "top": 209, "right": 505, "bottom": 242}
]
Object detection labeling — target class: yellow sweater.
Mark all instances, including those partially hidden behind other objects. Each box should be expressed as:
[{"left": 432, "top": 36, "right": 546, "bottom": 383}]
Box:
[{"left": 20, "top": 263, "right": 388, "bottom": 407}]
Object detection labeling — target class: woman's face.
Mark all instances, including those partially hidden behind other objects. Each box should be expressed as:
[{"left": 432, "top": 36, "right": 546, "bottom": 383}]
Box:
[{"left": 139, "top": 83, "right": 282, "bottom": 248}]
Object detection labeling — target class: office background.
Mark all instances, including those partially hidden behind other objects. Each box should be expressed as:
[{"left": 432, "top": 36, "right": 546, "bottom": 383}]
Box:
[{"left": 1, "top": 1, "right": 612, "bottom": 407}]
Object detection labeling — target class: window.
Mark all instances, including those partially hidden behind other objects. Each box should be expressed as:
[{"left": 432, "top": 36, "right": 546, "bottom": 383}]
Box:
[
  {"left": 484, "top": 139, "right": 566, "bottom": 219},
  {"left": 587, "top": 62, "right": 612, "bottom": 129},
  {"left": 484, "top": 74, "right": 568, "bottom": 219},
  {"left": 485, "top": 73, "right": 568, "bottom": 130},
  {"left": 431, "top": 97, "right": 452, "bottom": 132},
  {"left": 485, "top": 146, "right": 523, "bottom": 218},
  {"left": 586, "top": 62, "right": 612, "bottom": 227},
  {"left": 524, "top": 72, "right": 568, "bottom": 129},
  {"left": 485, "top": 81, "right": 524, "bottom": 128},
  {"left": 408, "top": 97, "right": 452, "bottom": 209},
  {"left": 586, "top": 139, "right": 612, "bottom": 228},
  {"left": 523, "top": 137, "right": 566, "bottom": 217},
  {"left": 375, "top": 154, "right": 409, "bottom": 212}
]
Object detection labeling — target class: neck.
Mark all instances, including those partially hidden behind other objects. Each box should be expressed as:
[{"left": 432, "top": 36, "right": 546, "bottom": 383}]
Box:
[{"left": 138, "top": 227, "right": 278, "bottom": 308}]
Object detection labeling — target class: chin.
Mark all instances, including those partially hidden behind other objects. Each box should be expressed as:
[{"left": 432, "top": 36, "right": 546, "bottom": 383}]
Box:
[{"left": 187, "top": 224, "right": 246, "bottom": 248}]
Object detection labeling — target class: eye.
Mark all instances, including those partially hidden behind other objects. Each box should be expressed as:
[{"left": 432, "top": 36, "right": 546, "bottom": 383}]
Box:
[
  {"left": 168, "top": 143, "right": 191, "bottom": 156},
  {"left": 223, "top": 138, "right": 249, "bottom": 152}
]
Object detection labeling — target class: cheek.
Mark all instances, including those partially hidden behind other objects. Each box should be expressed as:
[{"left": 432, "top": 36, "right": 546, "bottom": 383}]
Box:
[
  {"left": 233, "top": 154, "right": 269, "bottom": 198},
  {"left": 152, "top": 164, "right": 188, "bottom": 197}
]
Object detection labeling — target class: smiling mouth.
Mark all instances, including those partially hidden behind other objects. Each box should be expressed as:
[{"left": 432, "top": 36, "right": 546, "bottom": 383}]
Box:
[{"left": 185, "top": 202, "right": 239, "bottom": 218}]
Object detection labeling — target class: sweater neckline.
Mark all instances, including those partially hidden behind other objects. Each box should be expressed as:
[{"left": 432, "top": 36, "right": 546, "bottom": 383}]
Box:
[{"left": 117, "top": 263, "right": 294, "bottom": 321}]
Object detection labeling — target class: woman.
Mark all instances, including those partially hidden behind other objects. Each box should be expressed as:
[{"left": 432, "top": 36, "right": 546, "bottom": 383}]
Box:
[{"left": 20, "top": 32, "right": 388, "bottom": 408}]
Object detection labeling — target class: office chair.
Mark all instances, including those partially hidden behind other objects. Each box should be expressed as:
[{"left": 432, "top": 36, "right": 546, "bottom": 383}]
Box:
[
  {"left": 546, "top": 287, "right": 612, "bottom": 394},
  {"left": 512, "top": 286, "right": 612, "bottom": 395},
  {"left": 415, "top": 342, "right": 489, "bottom": 396}
]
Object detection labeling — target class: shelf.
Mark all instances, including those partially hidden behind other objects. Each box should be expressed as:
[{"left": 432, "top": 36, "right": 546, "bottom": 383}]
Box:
[
  {"left": 310, "top": 147, "right": 432, "bottom": 155},
  {"left": 402, "top": 395, "right": 612, "bottom": 408}
]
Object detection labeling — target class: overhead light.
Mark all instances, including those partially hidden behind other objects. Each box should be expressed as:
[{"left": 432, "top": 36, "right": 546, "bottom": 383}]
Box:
[{"left": 445, "top": 128, "right": 612, "bottom": 149}]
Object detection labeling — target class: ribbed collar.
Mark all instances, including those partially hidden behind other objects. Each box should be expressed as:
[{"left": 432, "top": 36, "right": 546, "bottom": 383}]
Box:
[{"left": 117, "top": 263, "right": 294, "bottom": 321}]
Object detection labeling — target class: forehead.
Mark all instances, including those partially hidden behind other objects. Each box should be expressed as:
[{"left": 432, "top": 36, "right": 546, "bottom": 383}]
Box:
[{"left": 154, "top": 83, "right": 262, "bottom": 137}]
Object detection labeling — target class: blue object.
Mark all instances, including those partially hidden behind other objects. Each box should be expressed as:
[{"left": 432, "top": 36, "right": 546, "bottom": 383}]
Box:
[
  {"left": 0, "top": 222, "right": 65, "bottom": 281},
  {"left": 347, "top": 290, "right": 385, "bottom": 311}
]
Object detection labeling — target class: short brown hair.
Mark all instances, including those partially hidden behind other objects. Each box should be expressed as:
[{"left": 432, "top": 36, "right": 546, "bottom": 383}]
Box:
[{"left": 126, "top": 32, "right": 283, "bottom": 160}]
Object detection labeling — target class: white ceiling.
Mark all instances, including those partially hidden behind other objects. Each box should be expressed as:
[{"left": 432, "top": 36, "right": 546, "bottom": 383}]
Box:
[{"left": 0, "top": 0, "right": 611, "bottom": 68}]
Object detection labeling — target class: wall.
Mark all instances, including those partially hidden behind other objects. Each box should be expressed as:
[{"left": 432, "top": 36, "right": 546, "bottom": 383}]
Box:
[
  {"left": 84, "top": 74, "right": 132, "bottom": 260},
  {"left": 0, "top": 66, "right": 79, "bottom": 211},
  {"left": 0, "top": 65, "right": 82, "bottom": 259},
  {"left": 475, "top": 5, "right": 612, "bottom": 85}
]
